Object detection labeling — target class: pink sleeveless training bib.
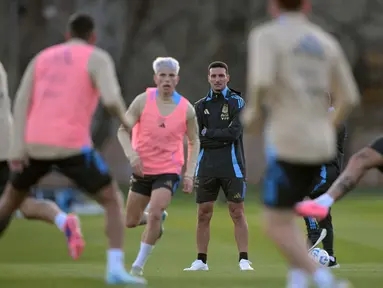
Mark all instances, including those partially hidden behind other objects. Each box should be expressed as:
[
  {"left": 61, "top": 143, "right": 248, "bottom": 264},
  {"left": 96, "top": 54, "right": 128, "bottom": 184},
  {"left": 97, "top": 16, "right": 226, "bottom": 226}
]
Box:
[
  {"left": 132, "top": 88, "right": 188, "bottom": 175},
  {"left": 26, "top": 43, "right": 99, "bottom": 149}
]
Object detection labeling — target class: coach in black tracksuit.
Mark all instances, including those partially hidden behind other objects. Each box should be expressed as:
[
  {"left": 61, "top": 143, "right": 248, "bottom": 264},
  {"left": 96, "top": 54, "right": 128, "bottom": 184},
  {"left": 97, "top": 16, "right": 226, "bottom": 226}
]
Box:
[
  {"left": 195, "top": 79, "right": 246, "bottom": 203},
  {"left": 186, "top": 61, "right": 252, "bottom": 270},
  {"left": 304, "top": 112, "right": 347, "bottom": 268}
]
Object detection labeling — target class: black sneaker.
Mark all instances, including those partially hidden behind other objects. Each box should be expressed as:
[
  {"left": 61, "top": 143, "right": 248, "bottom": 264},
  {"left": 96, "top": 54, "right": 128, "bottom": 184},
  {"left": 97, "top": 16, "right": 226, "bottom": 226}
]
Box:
[
  {"left": 328, "top": 257, "right": 340, "bottom": 268},
  {"left": 308, "top": 228, "right": 327, "bottom": 252}
]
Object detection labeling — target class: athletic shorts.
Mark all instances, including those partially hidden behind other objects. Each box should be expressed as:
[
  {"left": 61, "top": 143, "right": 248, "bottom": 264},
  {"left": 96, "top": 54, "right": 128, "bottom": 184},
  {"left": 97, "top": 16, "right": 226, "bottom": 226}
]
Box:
[
  {"left": 263, "top": 159, "right": 321, "bottom": 209},
  {"left": 195, "top": 176, "right": 246, "bottom": 204},
  {"left": 0, "top": 161, "right": 9, "bottom": 196},
  {"left": 130, "top": 173, "right": 181, "bottom": 197},
  {"left": 10, "top": 149, "right": 112, "bottom": 194},
  {"left": 369, "top": 136, "right": 383, "bottom": 172}
]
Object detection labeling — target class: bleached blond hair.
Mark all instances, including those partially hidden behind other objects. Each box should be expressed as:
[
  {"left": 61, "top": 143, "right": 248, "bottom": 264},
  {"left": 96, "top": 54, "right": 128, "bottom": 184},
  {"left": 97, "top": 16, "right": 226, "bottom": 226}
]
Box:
[{"left": 152, "top": 57, "right": 180, "bottom": 75}]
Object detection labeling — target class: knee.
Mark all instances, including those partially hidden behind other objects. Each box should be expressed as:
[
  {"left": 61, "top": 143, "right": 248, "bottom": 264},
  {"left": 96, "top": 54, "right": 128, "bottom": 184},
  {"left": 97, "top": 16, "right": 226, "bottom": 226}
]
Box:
[
  {"left": 19, "top": 201, "right": 34, "bottom": 219},
  {"left": 197, "top": 206, "right": 213, "bottom": 224},
  {"left": 229, "top": 205, "right": 245, "bottom": 223},
  {"left": 19, "top": 198, "right": 48, "bottom": 219},
  {"left": 147, "top": 208, "right": 163, "bottom": 224},
  {"left": 125, "top": 218, "right": 139, "bottom": 228},
  {"left": 125, "top": 210, "right": 143, "bottom": 228}
]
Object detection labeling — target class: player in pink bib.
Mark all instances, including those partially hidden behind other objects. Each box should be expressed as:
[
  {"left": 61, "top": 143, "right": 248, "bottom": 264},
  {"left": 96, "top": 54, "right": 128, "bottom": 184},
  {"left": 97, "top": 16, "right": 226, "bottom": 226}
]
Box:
[
  {"left": 118, "top": 57, "right": 200, "bottom": 276},
  {"left": 0, "top": 13, "right": 146, "bottom": 286}
]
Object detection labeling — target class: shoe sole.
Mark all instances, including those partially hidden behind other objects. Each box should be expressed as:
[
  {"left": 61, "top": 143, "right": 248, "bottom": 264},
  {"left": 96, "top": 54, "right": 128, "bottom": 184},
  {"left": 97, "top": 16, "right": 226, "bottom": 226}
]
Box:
[{"left": 308, "top": 229, "right": 327, "bottom": 252}]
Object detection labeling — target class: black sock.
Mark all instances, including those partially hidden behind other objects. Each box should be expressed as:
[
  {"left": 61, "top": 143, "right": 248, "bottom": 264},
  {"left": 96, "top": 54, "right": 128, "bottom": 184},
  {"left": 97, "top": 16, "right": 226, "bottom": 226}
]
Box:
[
  {"left": 198, "top": 253, "right": 207, "bottom": 264},
  {"left": 239, "top": 252, "right": 248, "bottom": 261}
]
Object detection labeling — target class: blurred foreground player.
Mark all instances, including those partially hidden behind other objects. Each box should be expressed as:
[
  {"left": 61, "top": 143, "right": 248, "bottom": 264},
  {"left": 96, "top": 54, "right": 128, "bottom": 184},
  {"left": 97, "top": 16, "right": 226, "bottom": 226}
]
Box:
[
  {"left": 304, "top": 94, "right": 347, "bottom": 268},
  {"left": 118, "top": 57, "right": 200, "bottom": 276},
  {"left": 0, "top": 61, "right": 83, "bottom": 257},
  {"left": 0, "top": 13, "right": 146, "bottom": 286},
  {"left": 242, "top": 0, "right": 359, "bottom": 287}
]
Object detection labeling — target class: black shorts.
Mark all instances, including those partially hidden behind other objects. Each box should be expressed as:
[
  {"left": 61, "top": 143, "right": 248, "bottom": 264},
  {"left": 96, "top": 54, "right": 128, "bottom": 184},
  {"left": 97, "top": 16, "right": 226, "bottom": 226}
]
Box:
[
  {"left": 10, "top": 149, "right": 112, "bottom": 194},
  {"left": 195, "top": 177, "right": 246, "bottom": 204},
  {"left": 369, "top": 137, "right": 383, "bottom": 172},
  {"left": 130, "top": 173, "right": 181, "bottom": 197},
  {"left": 309, "top": 165, "right": 339, "bottom": 199},
  {"left": 0, "top": 161, "right": 9, "bottom": 196},
  {"left": 263, "top": 159, "right": 321, "bottom": 209}
]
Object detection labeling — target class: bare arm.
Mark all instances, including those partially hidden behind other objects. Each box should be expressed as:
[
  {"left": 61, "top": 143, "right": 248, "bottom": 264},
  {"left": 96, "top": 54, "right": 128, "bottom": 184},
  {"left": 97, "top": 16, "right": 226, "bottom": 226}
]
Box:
[
  {"left": 117, "top": 93, "right": 146, "bottom": 165},
  {"left": 330, "top": 42, "right": 360, "bottom": 126},
  {"left": 10, "top": 59, "right": 35, "bottom": 160},
  {"left": 243, "top": 28, "right": 276, "bottom": 134},
  {"left": 184, "top": 103, "right": 200, "bottom": 179},
  {"left": 0, "top": 63, "right": 12, "bottom": 159},
  {"left": 88, "top": 49, "right": 129, "bottom": 127}
]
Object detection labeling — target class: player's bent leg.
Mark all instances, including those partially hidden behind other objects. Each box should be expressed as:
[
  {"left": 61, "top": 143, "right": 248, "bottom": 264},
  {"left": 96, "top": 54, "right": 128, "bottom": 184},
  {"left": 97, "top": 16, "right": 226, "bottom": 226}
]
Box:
[
  {"left": 142, "top": 203, "right": 168, "bottom": 239},
  {"left": 88, "top": 182, "right": 146, "bottom": 285},
  {"left": 19, "top": 197, "right": 84, "bottom": 260},
  {"left": 125, "top": 190, "right": 150, "bottom": 228},
  {"left": 0, "top": 183, "right": 32, "bottom": 237},
  {"left": 131, "top": 187, "right": 172, "bottom": 275},
  {"left": 0, "top": 159, "right": 54, "bottom": 237},
  {"left": 59, "top": 151, "right": 146, "bottom": 285},
  {"left": 263, "top": 207, "right": 336, "bottom": 287}
]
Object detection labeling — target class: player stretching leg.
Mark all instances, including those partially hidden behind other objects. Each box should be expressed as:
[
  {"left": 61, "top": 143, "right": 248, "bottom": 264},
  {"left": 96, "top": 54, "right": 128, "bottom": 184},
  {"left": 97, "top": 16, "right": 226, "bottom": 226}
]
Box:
[
  {"left": 242, "top": 0, "right": 359, "bottom": 287},
  {"left": 297, "top": 137, "right": 383, "bottom": 220},
  {"left": 303, "top": 98, "right": 347, "bottom": 268},
  {"left": 0, "top": 61, "right": 83, "bottom": 258},
  {"left": 117, "top": 57, "right": 200, "bottom": 276},
  {"left": 0, "top": 13, "right": 146, "bottom": 285}
]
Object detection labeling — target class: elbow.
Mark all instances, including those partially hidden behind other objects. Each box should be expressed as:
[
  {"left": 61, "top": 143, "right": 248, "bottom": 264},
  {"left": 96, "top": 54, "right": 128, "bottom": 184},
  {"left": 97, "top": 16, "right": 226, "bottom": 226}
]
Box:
[
  {"left": 102, "top": 94, "right": 125, "bottom": 113},
  {"left": 103, "top": 100, "right": 119, "bottom": 111},
  {"left": 117, "top": 129, "right": 128, "bottom": 145},
  {"left": 351, "top": 94, "right": 360, "bottom": 107}
]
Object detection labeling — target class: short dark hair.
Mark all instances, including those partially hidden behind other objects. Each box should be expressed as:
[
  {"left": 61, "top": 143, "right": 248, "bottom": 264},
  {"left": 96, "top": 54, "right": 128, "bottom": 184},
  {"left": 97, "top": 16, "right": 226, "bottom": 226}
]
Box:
[
  {"left": 208, "top": 61, "right": 229, "bottom": 74},
  {"left": 276, "top": 0, "right": 303, "bottom": 11},
  {"left": 68, "top": 13, "right": 95, "bottom": 40}
]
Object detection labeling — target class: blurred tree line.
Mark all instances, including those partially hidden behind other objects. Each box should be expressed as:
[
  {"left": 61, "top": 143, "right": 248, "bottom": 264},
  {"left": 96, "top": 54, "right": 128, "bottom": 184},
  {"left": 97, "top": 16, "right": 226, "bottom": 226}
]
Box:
[{"left": 2, "top": 0, "right": 383, "bottom": 187}]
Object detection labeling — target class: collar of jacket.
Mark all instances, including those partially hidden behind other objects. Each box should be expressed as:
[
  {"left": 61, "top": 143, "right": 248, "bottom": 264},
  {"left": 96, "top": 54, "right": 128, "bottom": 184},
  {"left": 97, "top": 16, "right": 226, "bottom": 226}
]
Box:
[{"left": 205, "top": 87, "right": 241, "bottom": 102}]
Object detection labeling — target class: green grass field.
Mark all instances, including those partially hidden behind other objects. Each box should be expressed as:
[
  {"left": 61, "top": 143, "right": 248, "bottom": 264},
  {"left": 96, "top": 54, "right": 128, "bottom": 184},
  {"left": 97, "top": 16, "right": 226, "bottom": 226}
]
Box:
[{"left": 1, "top": 188, "right": 383, "bottom": 287}]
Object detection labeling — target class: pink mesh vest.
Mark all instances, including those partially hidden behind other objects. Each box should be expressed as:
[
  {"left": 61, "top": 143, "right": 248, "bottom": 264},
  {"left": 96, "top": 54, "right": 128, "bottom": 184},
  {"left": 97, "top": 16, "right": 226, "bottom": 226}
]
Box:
[
  {"left": 132, "top": 88, "right": 188, "bottom": 175},
  {"left": 26, "top": 43, "right": 99, "bottom": 149}
]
